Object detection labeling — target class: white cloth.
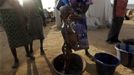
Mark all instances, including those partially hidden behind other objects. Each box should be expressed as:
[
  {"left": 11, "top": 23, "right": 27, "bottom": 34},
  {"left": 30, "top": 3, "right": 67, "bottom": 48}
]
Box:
[
  {"left": 55, "top": 8, "right": 62, "bottom": 29},
  {"left": 86, "top": 0, "right": 113, "bottom": 29},
  {"left": 55, "top": 0, "right": 62, "bottom": 29}
]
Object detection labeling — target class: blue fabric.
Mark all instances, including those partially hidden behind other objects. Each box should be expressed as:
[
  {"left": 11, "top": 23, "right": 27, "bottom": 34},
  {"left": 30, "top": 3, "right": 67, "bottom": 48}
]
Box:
[
  {"left": 73, "top": 16, "right": 89, "bottom": 49},
  {"left": 56, "top": 0, "right": 65, "bottom": 10},
  {"left": 56, "top": 0, "right": 93, "bottom": 10},
  {"left": 71, "top": 1, "right": 89, "bottom": 50},
  {"left": 62, "top": 0, "right": 69, "bottom": 4}
]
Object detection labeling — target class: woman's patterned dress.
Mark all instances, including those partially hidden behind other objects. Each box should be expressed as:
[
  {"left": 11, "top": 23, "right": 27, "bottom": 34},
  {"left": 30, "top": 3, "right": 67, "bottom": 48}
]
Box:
[{"left": 0, "top": 9, "right": 31, "bottom": 48}]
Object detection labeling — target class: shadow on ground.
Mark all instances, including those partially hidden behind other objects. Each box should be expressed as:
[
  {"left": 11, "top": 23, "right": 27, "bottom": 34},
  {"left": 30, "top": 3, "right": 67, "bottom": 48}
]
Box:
[
  {"left": 26, "top": 60, "right": 39, "bottom": 75},
  {"left": 42, "top": 54, "right": 56, "bottom": 75}
]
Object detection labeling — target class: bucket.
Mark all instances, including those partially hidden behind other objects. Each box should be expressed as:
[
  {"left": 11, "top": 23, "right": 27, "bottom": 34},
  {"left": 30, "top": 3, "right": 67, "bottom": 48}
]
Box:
[
  {"left": 94, "top": 53, "right": 120, "bottom": 75},
  {"left": 115, "top": 43, "right": 134, "bottom": 68},
  {"left": 52, "top": 53, "right": 86, "bottom": 75}
]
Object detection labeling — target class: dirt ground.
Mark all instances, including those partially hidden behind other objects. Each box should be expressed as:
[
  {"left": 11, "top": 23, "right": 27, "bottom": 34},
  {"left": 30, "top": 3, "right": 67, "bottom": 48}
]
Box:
[{"left": 0, "top": 21, "right": 134, "bottom": 75}]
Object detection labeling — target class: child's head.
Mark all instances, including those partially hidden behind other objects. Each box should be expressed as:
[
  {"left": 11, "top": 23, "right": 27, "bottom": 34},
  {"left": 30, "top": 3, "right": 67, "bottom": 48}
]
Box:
[{"left": 60, "top": 5, "right": 72, "bottom": 19}]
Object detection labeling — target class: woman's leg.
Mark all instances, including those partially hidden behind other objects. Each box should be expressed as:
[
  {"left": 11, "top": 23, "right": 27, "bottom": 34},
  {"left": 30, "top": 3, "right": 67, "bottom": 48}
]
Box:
[
  {"left": 10, "top": 47, "right": 19, "bottom": 68},
  {"left": 24, "top": 45, "right": 35, "bottom": 60},
  {"left": 40, "top": 39, "right": 45, "bottom": 55},
  {"left": 30, "top": 41, "right": 34, "bottom": 54},
  {"left": 85, "top": 49, "right": 89, "bottom": 55},
  {"left": 85, "top": 49, "right": 92, "bottom": 58}
]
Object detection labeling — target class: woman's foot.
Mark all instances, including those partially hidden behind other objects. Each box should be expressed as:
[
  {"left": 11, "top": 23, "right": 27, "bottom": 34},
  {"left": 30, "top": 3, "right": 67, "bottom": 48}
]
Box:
[
  {"left": 106, "top": 39, "right": 121, "bottom": 44},
  {"left": 85, "top": 49, "right": 92, "bottom": 58},
  {"left": 26, "top": 54, "right": 35, "bottom": 60},
  {"left": 85, "top": 49, "right": 94, "bottom": 61},
  {"left": 12, "top": 61, "right": 19, "bottom": 69},
  {"left": 85, "top": 49, "right": 89, "bottom": 55}
]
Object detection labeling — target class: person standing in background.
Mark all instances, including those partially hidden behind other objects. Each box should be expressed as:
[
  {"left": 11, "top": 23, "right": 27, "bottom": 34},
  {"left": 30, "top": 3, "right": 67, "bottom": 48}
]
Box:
[
  {"left": 23, "top": 0, "right": 45, "bottom": 55},
  {"left": 0, "top": 0, "right": 34, "bottom": 69},
  {"left": 107, "top": 0, "right": 128, "bottom": 44}
]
